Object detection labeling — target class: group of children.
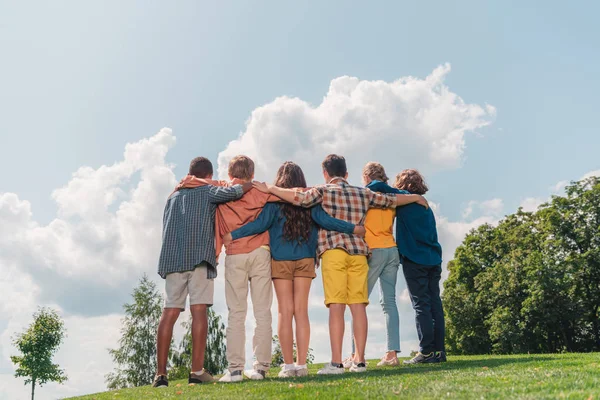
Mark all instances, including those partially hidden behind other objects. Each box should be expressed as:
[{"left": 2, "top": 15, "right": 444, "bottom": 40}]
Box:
[{"left": 153, "top": 154, "right": 445, "bottom": 387}]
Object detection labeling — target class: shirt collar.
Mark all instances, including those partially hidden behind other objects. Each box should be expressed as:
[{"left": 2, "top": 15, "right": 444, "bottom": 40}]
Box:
[{"left": 328, "top": 177, "right": 348, "bottom": 185}]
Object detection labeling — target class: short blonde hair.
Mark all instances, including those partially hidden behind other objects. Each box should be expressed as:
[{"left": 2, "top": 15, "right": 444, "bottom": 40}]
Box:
[
  {"left": 362, "top": 162, "right": 389, "bottom": 183},
  {"left": 393, "top": 169, "right": 429, "bottom": 195},
  {"left": 228, "top": 155, "right": 255, "bottom": 180}
]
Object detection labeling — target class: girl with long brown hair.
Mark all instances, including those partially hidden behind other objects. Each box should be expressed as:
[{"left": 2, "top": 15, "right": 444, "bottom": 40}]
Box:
[{"left": 225, "top": 162, "right": 363, "bottom": 378}]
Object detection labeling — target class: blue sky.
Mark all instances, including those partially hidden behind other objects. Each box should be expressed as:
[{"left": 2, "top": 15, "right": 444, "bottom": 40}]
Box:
[
  {"left": 1, "top": 1, "right": 599, "bottom": 398},
  {"left": 2, "top": 1, "right": 599, "bottom": 222}
]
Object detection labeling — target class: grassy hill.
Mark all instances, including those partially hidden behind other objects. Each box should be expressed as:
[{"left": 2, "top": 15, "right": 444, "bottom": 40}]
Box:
[{"left": 71, "top": 353, "right": 599, "bottom": 399}]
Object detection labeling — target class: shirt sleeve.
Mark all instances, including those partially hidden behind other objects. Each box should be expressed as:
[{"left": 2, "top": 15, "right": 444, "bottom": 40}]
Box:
[
  {"left": 293, "top": 187, "right": 323, "bottom": 207},
  {"left": 366, "top": 188, "right": 396, "bottom": 208},
  {"left": 231, "top": 203, "right": 277, "bottom": 240},
  {"left": 310, "top": 205, "right": 355, "bottom": 234},
  {"left": 208, "top": 184, "right": 244, "bottom": 204}
]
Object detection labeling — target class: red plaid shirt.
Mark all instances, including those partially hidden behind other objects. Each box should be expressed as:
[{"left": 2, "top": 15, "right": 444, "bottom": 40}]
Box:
[{"left": 293, "top": 178, "right": 396, "bottom": 257}]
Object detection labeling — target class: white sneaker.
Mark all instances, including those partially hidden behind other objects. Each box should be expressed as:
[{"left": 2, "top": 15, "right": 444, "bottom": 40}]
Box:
[
  {"left": 244, "top": 369, "right": 266, "bottom": 380},
  {"left": 278, "top": 365, "right": 297, "bottom": 378},
  {"left": 342, "top": 355, "right": 354, "bottom": 369},
  {"left": 219, "top": 370, "right": 243, "bottom": 383},
  {"left": 317, "top": 362, "right": 345, "bottom": 375},
  {"left": 295, "top": 364, "right": 308, "bottom": 377},
  {"left": 349, "top": 362, "right": 367, "bottom": 373}
]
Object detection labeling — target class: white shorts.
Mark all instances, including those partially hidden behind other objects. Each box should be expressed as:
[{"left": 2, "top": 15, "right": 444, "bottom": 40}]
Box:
[{"left": 164, "top": 263, "right": 214, "bottom": 310}]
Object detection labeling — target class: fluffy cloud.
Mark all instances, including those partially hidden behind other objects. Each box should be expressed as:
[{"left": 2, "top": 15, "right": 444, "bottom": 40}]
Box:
[
  {"left": 217, "top": 64, "right": 496, "bottom": 183},
  {"left": 0, "top": 129, "right": 180, "bottom": 399},
  {"left": 0, "top": 129, "right": 177, "bottom": 316}
]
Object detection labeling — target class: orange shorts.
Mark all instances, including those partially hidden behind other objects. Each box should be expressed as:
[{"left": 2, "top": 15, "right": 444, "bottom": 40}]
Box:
[{"left": 271, "top": 258, "right": 316, "bottom": 280}]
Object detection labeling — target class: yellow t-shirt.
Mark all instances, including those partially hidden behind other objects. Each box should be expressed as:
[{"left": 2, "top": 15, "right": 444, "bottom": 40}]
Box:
[{"left": 364, "top": 208, "right": 397, "bottom": 250}]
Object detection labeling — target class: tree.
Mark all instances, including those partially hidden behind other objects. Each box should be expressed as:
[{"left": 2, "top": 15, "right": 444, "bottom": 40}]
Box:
[
  {"left": 11, "top": 307, "right": 67, "bottom": 400},
  {"left": 169, "top": 308, "right": 228, "bottom": 379},
  {"left": 105, "top": 274, "right": 163, "bottom": 389},
  {"left": 271, "top": 335, "right": 315, "bottom": 367},
  {"left": 444, "top": 176, "right": 600, "bottom": 354}
]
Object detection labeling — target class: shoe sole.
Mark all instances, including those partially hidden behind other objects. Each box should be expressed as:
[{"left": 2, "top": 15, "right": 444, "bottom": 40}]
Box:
[{"left": 350, "top": 368, "right": 367, "bottom": 373}]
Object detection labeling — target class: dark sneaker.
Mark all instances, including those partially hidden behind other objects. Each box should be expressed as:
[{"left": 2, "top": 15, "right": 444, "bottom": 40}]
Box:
[
  {"left": 152, "top": 374, "right": 168, "bottom": 388},
  {"left": 435, "top": 351, "right": 447, "bottom": 363},
  {"left": 189, "top": 370, "right": 214, "bottom": 384},
  {"left": 403, "top": 352, "right": 439, "bottom": 365}
]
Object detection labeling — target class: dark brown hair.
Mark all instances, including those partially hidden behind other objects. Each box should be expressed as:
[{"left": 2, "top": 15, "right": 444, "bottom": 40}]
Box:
[
  {"left": 362, "top": 162, "right": 389, "bottom": 183},
  {"left": 322, "top": 154, "right": 347, "bottom": 178},
  {"left": 189, "top": 157, "right": 213, "bottom": 178},
  {"left": 228, "top": 155, "right": 255, "bottom": 181},
  {"left": 274, "top": 162, "right": 313, "bottom": 243},
  {"left": 393, "top": 169, "right": 429, "bottom": 195}
]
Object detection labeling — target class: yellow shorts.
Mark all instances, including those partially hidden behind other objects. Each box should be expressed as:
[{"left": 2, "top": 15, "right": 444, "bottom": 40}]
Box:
[{"left": 321, "top": 249, "right": 369, "bottom": 306}]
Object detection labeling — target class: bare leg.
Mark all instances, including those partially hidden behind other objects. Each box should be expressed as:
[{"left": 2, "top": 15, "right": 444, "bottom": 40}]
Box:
[
  {"left": 273, "top": 279, "right": 295, "bottom": 365},
  {"left": 190, "top": 304, "right": 208, "bottom": 372},
  {"left": 156, "top": 308, "right": 181, "bottom": 375},
  {"left": 329, "top": 303, "right": 346, "bottom": 364},
  {"left": 349, "top": 303, "right": 368, "bottom": 363},
  {"left": 293, "top": 278, "right": 312, "bottom": 365}
]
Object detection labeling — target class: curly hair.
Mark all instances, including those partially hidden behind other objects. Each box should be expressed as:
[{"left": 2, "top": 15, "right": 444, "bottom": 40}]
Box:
[
  {"left": 274, "top": 162, "right": 313, "bottom": 242},
  {"left": 362, "top": 162, "right": 389, "bottom": 183},
  {"left": 393, "top": 169, "right": 429, "bottom": 195}
]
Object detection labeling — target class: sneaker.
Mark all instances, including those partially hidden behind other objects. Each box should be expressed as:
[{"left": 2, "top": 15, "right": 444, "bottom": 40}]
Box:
[
  {"left": 219, "top": 370, "right": 243, "bottom": 383},
  {"left": 377, "top": 356, "right": 400, "bottom": 367},
  {"left": 349, "top": 362, "right": 367, "bottom": 373},
  {"left": 435, "top": 351, "right": 447, "bottom": 363},
  {"left": 244, "top": 369, "right": 267, "bottom": 380},
  {"left": 152, "top": 374, "right": 168, "bottom": 388},
  {"left": 278, "top": 365, "right": 297, "bottom": 378},
  {"left": 317, "top": 362, "right": 345, "bottom": 375},
  {"left": 342, "top": 355, "right": 354, "bottom": 369},
  {"left": 295, "top": 364, "right": 308, "bottom": 377},
  {"left": 189, "top": 370, "right": 214, "bottom": 384},
  {"left": 403, "top": 352, "right": 439, "bottom": 365}
]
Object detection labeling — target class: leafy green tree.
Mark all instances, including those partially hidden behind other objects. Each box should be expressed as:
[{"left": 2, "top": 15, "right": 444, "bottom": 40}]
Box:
[
  {"left": 444, "top": 176, "right": 600, "bottom": 354},
  {"left": 11, "top": 307, "right": 67, "bottom": 400},
  {"left": 271, "top": 335, "right": 315, "bottom": 367},
  {"left": 169, "top": 308, "right": 228, "bottom": 379},
  {"left": 105, "top": 274, "right": 163, "bottom": 389}
]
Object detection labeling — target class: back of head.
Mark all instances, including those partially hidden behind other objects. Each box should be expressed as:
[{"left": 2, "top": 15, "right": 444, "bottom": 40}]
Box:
[
  {"left": 362, "top": 162, "right": 389, "bottom": 185},
  {"left": 393, "top": 169, "right": 429, "bottom": 195},
  {"left": 189, "top": 157, "right": 213, "bottom": 178},
  {"left": 274, "top": 161, "right": 312, "bottom": 242},
  {"left": 274, "top": 161, "right": 307, "bottom": 188},
  {"left": 322, "top": 154, "right": 347, "bottom": 179},
  {"left": 228, "top": 155, "right": 255, "bottom": 181}
]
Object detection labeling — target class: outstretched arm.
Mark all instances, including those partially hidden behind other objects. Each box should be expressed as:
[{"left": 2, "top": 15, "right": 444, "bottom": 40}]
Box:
[
  {"left": 311, "top": 205, "right": 362, "bottom": 235},
  {"left": 367, "top": 189, "right": 428, "bottom": 209},
  {"left": 228, "top": 204, "right": 277, "bottom": 243},
  {"left": 254, "top": 182, "right": 322, "bottom": 207},
  {"left": 208, "top": 182, "right": 253, "bottom": 204}
]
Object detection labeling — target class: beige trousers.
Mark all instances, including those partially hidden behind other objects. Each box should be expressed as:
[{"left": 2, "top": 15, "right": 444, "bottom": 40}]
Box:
[{"left": 224, "top": 247, "right": 273, "bottom": 372}]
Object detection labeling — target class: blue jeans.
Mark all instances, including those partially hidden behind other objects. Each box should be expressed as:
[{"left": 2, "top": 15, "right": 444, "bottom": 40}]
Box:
[
  {"left": 402, "top": 257, "right": 445, "bottom": 354},
  {"left": 352, "top": 247, "right": 401, "bottom": 353}
]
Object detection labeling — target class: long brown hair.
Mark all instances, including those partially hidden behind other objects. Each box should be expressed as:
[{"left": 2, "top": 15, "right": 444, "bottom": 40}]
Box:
[{"left": 274, "top": 162, "right": 313, "bottom": 242}]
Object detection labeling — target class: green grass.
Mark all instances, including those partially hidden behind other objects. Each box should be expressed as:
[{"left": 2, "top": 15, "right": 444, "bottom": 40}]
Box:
[{"left": 71, "top": 353, "right": 600, "bottom": 400}]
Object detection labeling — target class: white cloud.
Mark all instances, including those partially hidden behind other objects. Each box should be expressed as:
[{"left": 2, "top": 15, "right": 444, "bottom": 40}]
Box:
[
  {"left": 462, "top": 198, "right": 504, "bottom": 219},
  {"left": 217, "top": 64, "right": 496, "bottom": 182},
  {"left": 520, "top": 197, "right": 545, "bottom": 212},
  {"left": 581, "top": 170, "right": 600, "bottom": 180}
]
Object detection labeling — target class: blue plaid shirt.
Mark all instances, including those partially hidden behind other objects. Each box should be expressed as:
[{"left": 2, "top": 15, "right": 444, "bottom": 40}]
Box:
[{"left": 158, "top": 184, "right": 244, "bottom": 279}]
